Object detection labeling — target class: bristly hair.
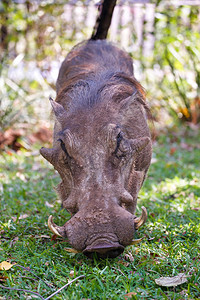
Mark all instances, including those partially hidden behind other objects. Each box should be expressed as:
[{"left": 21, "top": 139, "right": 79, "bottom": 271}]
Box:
[
  {"left": 55, "top": 40, "right": 152, "bottom": 122},
  {"left": 55, "top": 70, "right": 151, "bottom": 116}
]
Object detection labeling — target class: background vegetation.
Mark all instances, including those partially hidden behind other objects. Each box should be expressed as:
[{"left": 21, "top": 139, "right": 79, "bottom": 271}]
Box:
[
  {"left": 1, "top": 0, "right": 200, "bottom": 135},
  {"left": 0, "top": 0, "right": 199, "bottom": 299}
]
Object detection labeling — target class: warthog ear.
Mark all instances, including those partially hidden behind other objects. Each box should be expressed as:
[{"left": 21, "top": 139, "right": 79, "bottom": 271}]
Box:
[
  {"left": 49, "top": 97, "right": 67, "bottom": 124},
  {"left": 119, "top": 92, "right": 151, "bottom": 127},
  {"left": 130, "top": 136, "right": 150, "bottom": 153},
  {"left": 40, "top": 147, "right": 56, "bottom": 164}
]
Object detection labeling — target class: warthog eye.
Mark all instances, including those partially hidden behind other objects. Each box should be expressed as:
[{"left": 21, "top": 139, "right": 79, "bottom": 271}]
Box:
[
  {"left": 113, "top": 132, "right": 126, "bottom": 158},
  {"left": 57, "top": 139, "right": 71, "bottom": 159}
]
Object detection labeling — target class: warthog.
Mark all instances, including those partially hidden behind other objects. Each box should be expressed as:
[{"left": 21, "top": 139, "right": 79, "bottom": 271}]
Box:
[{"left": 40, "top": 1, "right": 152, "bottom": 258}]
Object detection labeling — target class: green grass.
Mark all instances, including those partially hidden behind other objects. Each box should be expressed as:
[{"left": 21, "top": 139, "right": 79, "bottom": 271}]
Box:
[{"left": 0, "top": 131, "right": 200, "bottom": 299}]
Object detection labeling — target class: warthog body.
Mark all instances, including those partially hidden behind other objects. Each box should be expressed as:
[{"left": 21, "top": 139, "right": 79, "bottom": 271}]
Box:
[{"left": 40, "top": 40, "right": 152, "bottom": 258}]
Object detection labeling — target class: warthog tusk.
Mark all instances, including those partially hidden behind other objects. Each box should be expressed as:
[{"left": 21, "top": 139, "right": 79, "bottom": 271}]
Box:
[
  {"left": 134, "top": 206, "right": 147, "bottom": 229},
  {"left": 48, "top": 215, "right": 62, "bottom": 237},
  {"left": 130, "top": 236, "right": 144, "bottom": 245}
]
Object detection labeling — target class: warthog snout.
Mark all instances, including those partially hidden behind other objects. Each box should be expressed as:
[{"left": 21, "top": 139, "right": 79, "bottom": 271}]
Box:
[
  {"left": 48, "top": 205, "right": 148, "bottom": 258},
  {"left": 83, "top": 241, "right": 124, "bottom": 259}
]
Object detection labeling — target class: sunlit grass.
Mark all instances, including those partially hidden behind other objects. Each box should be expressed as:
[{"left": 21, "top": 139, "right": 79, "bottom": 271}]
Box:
[{"left": 0, "top": 131, "right": 199, "bottom": 299}]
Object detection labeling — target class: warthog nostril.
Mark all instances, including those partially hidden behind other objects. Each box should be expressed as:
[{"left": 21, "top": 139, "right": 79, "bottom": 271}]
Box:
[{"left": 83, "top": 243, "right": 124, "bottom": 259}]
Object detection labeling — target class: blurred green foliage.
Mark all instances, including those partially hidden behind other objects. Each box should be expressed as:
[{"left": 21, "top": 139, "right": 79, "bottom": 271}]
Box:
[
  {"left": 138, "top": 4, "right": 200, "bottom": 125},
  {"left": 0, "top": 0, "right": 200, "bottom": 135},
  {"left": 0, "top": 0, "right": 91, "bottom": 133}
]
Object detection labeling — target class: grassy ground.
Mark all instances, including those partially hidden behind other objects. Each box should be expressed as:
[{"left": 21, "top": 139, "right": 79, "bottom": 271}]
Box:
[{"left": 0, "top": 128, "right": 199, "bottom": 299}]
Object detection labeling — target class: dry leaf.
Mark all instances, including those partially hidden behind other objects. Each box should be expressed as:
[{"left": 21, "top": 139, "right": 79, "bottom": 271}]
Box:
[
  {"left": 151, "top": 158, "right": 157, "bottom": 164},
  {"left": 16, "top": 172, "right": 27, "bottom": 181},
  {"left": 191, "top": 207, "right": 200, "bottom": 211},
  {"left": 170, "top": 147, "right": 176, "bottom": 155},
  {"left": 64, "top": 248, "right": 80, "bottom": 253},
  {"left": 180, "top": 142, "right": 193, "bottom": 151},
  {"left": 155, "top": 273, "right": 188, "bottom": 287},
  {"left": 124, "top": 252, "right": 134, "bottom": 262},
  {"left": 34, "top": 235, "right": 50, "bottom": 239},
  {"left": 45, "top": 201, "right": 54, "bottom": 208},
  {"left": 130, "top": 237, "right": 144, "bottom": 245},
  {"left": 9, "top": 237, "right": 19, "bottom": 247},
  {"left": 51, "top": 234, "right": 58, "bottom": 241},
  {"left": 69, "top": 270, "right": 75, "bottom": 277},
  {"left": 12, "top": 214, "right": 29, "bottom": 222},
  {"left": 0, "top": 275, "right": 8, "bottom": 282},
  {"left": 19, "top": 214, "right": 29, "bottom": 220},
  {"left": 117, "top": 260, "right": 130, "bottom": 267},
  {"left": 0, "top": 261, "right": 15, "bottom": 271},
  {"left": 124, "top": 291, "right": 137, "bottom": 299}
]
